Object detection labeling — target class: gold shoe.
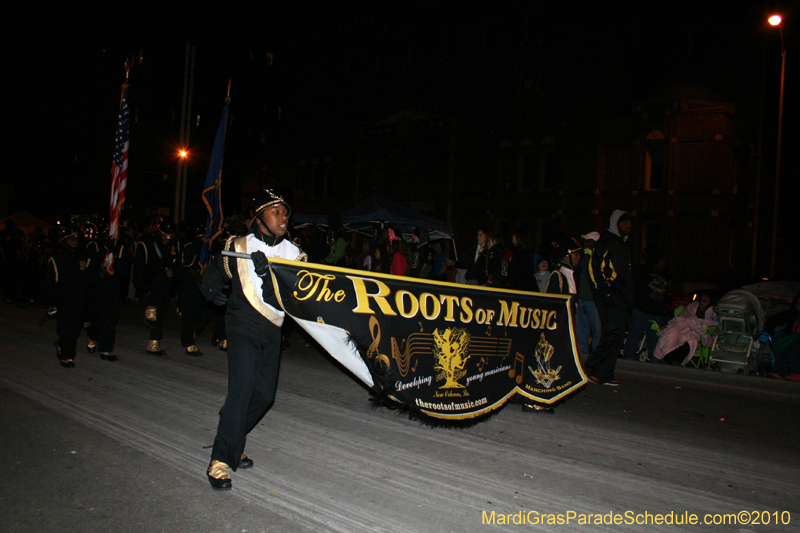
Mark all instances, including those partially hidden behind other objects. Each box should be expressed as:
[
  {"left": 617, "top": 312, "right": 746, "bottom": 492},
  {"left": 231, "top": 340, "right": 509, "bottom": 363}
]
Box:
[
  {"left": 207, "top": 460, "right": 232, "bottom": 491},
  {"left": 146, "top": 339, "right": 166, "bottom": 356},
  {"left": 145, "top": 306, "right": 158, "bottom": 323},
  {"left": 185, "top": 345, "right": 203, "bottom": 356},
  {"left": 87, "top": 338, "right": 98, "bottom": 353},
  {"left": 100, "top": 352, "right": 119, "bottom": 362}
]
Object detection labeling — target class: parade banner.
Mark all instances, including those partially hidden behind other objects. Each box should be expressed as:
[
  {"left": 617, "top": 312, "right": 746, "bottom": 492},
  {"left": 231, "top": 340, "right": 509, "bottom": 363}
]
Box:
[{"left": 268, "top": 258, "right": 587, "bottom": 423}]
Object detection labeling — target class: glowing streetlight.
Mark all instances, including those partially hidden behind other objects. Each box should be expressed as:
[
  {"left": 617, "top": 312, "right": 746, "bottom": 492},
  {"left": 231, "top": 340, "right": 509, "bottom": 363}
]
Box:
[
  {"left": 768, "top": 14, "right": 786, "bottom": 278},
  {"left": 179, "top": 149, "right": 188, "bottom": 158}
]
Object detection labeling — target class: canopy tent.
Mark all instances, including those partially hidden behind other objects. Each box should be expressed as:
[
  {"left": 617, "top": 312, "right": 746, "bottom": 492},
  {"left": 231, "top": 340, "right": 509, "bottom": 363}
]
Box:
[
  {"left": 0, "top": 210, "right": 52, "bottom": 235},
  {"left": 294, "top": 194, "right": 453, "bottom": 242}
]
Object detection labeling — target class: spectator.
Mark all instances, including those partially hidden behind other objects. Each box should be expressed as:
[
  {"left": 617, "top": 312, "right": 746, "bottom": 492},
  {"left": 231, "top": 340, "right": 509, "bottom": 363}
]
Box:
[
  {"left": 623, "top": 249, "right": 670, "bottom": 361},
  {"left": 534, "top": 259, "right": 550, "bottom": 293},
  {"left": 409, "top": 228, "right": 434, "bottom": 278},
  {"left": 464, "top": 228, "right": 487, "bottom": 285},
  {"left": 508, "top": 228, "right": 539, "bottom": 292},
  {"left": 483, "top": 233, "right": 509, "bottom": 288},
  {"left": 324, "top": 214, "right": 349, "bottom": 267},
  {"left": 575, "top": 232, "right": 602, "bottom": 356},
  {"left": 389, "top": 236, "right": 409, "bottom": 276},
  {"left": 766, "top": 291, "right": 800, "bottom": 380},
  {"left": 653, "top": 292, "right": 717, "bottom": 365},
  {"left": 357, "top": 238, "right": 379, "bottom": 272},
  {"left": 431, "top": 241, "right": 449, "bottom": 281}
]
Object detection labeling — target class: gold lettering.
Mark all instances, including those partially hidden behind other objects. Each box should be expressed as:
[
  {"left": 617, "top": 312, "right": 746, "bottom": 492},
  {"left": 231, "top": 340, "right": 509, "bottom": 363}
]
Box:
[
  {"left": 440, "top": 295, "right": 459, "bottom": 322},
  {"left": 395, "top": 290, "right": 419, "bottom": 318},
  {"left": 496, "top": 300, "right": 519, "bottom": 327},
  {"left": 420, "top": 292, "right": 441, "bottom": 320},
  {"left": 531, "top": 309, "right": 541, "bottom": 329},
  {"left": 293, "top": 271, "right": 336, "bottom": 301},
  {"left": 459, "top": 297, "right": 473, "bottom": 323},
  {"left": 347, "top": 276, "right": 397, "bottom": 315},
  {"left": 317, "top": 279, "right": 335, "bottom": 302},
  {"left": 334, "top": 290, "right": 346, "bottom": 302},
  {"left": 546, "top": 310, "right": 558, "bottom": 330},
  {"left": 475, "top": 308, "right": 487, "bottom": 324},
  {"left": 519, "top": 307, "right": 531, "bottom": 328}
]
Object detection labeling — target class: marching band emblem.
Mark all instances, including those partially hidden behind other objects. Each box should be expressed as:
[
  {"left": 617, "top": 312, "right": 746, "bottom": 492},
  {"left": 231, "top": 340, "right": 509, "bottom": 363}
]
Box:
[
  {"left": 433, "top": 328, "right": 471, "bottom": 389},
  {"left": 529, "top": 333, "right": 561, "bottom": 388}
]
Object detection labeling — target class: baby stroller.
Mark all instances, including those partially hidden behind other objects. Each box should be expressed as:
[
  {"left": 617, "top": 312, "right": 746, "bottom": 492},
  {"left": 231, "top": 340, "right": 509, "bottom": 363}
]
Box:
[{"left": 709, "top": 290, "right": 766, "bottom": 374}]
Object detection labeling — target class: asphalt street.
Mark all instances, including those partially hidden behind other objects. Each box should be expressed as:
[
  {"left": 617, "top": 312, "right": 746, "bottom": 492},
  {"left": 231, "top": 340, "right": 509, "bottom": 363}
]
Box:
[{"left": 1, "top": 297, "right": 798, "bottom": 533}]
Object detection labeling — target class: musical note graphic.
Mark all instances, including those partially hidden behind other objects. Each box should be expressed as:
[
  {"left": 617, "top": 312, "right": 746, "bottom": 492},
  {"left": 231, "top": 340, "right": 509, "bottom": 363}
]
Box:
[
  {"left": 508, "top": 352, "right": 524, "bottom": 384},
  {"left": 485, "top": 325, "right": 492, "bottom": 336},
  {"left": 477, "top": 357, "right": 487, "bottom": 372}
]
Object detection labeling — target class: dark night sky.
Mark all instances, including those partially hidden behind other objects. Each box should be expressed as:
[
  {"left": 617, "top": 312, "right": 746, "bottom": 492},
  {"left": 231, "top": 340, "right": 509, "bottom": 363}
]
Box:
[{"left": 7, "top": 1, "right": 799, "bottom": 228}]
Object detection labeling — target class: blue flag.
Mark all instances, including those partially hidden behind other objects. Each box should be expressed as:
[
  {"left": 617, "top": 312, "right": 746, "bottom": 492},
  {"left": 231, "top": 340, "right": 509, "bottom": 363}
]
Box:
[{"left": 199, "top": 95, "right": 230, "bottom": 268}]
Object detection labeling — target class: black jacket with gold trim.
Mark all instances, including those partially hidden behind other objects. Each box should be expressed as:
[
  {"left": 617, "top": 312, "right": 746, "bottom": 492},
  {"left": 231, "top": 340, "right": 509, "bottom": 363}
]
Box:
[{"left": 199, "top": 233, "right": 306, "bottom": 343}]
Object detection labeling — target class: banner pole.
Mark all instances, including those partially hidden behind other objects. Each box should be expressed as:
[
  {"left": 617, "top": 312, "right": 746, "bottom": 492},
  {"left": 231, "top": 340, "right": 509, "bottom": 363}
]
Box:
[{"left": 221, "top": 251, "right": 253, "bottom": 260}]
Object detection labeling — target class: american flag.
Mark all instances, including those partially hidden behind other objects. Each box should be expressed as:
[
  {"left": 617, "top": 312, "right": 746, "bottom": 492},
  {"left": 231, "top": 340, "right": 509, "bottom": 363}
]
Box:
[{"left": 105, "top": 79, "right": 130, "bottom": 274}]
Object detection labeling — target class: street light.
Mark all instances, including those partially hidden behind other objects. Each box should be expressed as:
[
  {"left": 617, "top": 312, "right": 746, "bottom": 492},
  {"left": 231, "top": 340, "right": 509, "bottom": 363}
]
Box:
[
  {"left": 175, "top": 148, "right": 189, "bottom": 221},
  {"left": 768, "top": 14, "right": 786, "bottom": 278}
]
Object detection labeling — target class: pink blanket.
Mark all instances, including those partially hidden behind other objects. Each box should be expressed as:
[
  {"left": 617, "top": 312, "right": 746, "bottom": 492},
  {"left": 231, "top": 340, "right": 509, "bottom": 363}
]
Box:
[{"left": 653, "top": 302, "right": 717, "bottom": 365}]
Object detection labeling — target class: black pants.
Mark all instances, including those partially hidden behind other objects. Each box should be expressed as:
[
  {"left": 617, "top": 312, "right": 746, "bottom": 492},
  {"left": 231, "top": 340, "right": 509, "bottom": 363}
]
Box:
[
  {"left": 211, "top": 333, "right": 281, "bottom": 470},
  {"left": 585, "top": 292, "right": 628, "bottom": 382},
  {"left": 147, "top": 277, "right": 173, "bottom": 340},
  {"left": 56, "top": 293, "right": 86, "bottom": 360},
  {"left": 180, "top": 281, "right": 212, "bottom": 347},
  {"left": 87, "top": 276, "right": 120, "bottom": 353},
  {"left": 212, "top": 305, "right": 226, "bottom": 342}
]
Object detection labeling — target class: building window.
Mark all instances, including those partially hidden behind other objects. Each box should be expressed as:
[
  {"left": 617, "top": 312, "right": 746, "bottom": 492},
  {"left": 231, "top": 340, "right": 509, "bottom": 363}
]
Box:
[
  {"left": 644, "top": 221, "right": 662, "bottom": 255},
  {"left": 497, "top": 140, "right": 515, "bottom": 191},
  {"left": 540, "top": 136, "right": 558, "bottom": 191},
  {"left": 645, "top": 130, "right": 666, "bottom": 190},
  {"left": 519, "top": 137, "right": 536, "bottom": 191}
]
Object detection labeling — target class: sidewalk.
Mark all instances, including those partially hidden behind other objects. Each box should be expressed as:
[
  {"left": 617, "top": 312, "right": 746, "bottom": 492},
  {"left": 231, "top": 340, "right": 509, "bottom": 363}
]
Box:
[{"left": 596, "top": 356, "right": 800, "bottom": 400}]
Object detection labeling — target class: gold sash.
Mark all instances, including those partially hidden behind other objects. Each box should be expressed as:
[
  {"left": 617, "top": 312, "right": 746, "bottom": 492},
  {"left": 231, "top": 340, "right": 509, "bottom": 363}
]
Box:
[{"left": 233, "top": 237, "right": 284, "bottom": 327}]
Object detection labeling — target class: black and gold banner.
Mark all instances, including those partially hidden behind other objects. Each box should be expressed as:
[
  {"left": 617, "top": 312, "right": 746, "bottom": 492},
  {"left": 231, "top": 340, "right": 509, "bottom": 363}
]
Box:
[{"left": 269, "top": 258, "right": 587, "bottom": 422}]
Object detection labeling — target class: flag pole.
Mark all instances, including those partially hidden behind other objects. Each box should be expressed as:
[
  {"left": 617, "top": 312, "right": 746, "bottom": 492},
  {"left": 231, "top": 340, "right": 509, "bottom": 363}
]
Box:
[{"left": 198, "top": 81, "right": 232, "bottom": 269}]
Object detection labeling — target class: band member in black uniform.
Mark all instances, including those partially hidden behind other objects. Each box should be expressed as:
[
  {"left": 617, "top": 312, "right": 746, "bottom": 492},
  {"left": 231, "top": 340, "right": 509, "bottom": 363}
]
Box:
[
  {"left": 115, "top": 222, "right": 136, "bottom": 300},
  {"left": 199, "top": 189, "right": 306, "bottom": 491},
  {"left": 133, "top": 218, "right": 177, "bottom": 355},
  {"left": 176, "top": 225, "right": 213, "bottom": 355},
  {"left": 84, "top": 223, "right": 122, "bottom": 362},
  {"left": 42, "top": 226, "right": 89, "bottom": 368},
  {"left": 80, "top": 222, "right": 102, "bottom": 345}
]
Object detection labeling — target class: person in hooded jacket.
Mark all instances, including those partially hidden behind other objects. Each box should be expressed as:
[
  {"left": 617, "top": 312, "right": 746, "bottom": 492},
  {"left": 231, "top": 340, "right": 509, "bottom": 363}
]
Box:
[
  {"left": 409, "top": 228, "right": 435, "bottom": 279},
  {"left": 199, "top": 188, "right": 307, "bottom": 491},
  {"left": 585, "top": 210, "right": 634, "bottom": 386},
  {"left": 575, "top": 232, "right": 602, "bottom": 356}
]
